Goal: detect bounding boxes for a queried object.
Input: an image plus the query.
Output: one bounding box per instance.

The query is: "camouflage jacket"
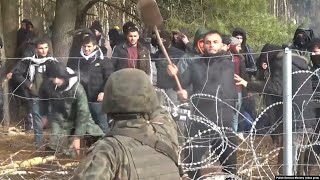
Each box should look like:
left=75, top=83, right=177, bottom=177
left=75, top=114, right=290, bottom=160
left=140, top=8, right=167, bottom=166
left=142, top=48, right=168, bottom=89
left=72, top=107, right=180, bottom=180
left=48, top=79, right=103, bottom=137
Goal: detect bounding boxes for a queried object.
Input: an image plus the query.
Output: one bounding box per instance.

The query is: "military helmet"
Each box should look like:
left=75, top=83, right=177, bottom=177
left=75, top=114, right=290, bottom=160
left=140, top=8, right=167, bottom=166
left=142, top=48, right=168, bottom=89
left=102, top=69, right=159, bottom=114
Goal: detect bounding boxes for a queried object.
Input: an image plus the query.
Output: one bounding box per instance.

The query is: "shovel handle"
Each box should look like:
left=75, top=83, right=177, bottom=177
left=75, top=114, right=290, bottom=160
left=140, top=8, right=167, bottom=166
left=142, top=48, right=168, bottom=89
left=153, top=26, right=183, bottom=91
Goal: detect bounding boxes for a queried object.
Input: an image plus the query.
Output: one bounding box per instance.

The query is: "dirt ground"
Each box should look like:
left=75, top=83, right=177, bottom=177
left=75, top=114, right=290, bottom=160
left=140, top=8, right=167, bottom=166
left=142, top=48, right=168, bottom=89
left=0, top=127, right=83, bottom=180
left=0, top=127, right=319, bottom=179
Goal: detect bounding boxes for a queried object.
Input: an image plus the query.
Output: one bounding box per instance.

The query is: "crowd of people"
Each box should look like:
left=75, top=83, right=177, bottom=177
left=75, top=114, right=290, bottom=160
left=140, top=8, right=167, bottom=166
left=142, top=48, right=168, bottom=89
left=1, top=18, right=320, bottom=179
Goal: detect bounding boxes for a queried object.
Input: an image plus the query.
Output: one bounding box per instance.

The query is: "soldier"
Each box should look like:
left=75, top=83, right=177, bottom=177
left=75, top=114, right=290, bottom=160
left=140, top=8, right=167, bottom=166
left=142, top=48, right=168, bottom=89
left=72, top=69, right=182, bottom=179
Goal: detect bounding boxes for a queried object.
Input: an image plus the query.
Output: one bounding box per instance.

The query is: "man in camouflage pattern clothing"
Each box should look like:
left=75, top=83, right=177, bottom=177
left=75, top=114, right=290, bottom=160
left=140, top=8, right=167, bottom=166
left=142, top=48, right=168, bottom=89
left=72, top=69, right=182, bottom=180
left=40, top=63, right=104, bottom=156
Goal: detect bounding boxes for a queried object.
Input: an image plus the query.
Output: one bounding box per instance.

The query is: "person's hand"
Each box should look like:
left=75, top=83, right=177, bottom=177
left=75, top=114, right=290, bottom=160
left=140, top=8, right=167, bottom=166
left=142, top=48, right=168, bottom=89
left=234, top=74, right=248, bottom=87
left=262, top=62, right=268, bottom=70
left=29, top=83, right=33, bottom=90
left=181, top=34, right=189, bottom=44
left=167, top=64, right=178, bottom=77
left=73, top=137, right=81, bottom=155
left=6, top=72, right=12, bottom=79
left=97, top=92, right=104, bottom=102
left=177, top=89, right=188, bottom=102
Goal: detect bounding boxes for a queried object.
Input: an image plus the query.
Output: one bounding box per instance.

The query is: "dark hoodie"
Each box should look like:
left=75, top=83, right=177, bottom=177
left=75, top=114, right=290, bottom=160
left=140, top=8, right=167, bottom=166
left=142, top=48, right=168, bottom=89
left=289, top=24, right=314, bottom=60
left=255, top=43, right=283, bottom=80
left=292, top=24, right=314, bottom=50
left=247, top=52, right=316, bottom=131
left=0, top=36, right=3, bottom=49
left=232, top=28, right=257, bottom=74
left=40, top=63, right=104, bottom=138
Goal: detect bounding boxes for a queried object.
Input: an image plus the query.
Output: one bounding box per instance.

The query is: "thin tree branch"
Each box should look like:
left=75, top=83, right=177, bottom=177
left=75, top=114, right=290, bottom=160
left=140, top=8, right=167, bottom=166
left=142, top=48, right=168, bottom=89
left=98, top=0, right=140, bottom=22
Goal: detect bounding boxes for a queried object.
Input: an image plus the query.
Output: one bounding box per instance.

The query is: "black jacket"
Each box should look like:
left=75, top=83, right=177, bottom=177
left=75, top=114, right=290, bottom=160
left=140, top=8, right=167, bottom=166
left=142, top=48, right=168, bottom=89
left=247, top=52, right=316, bottom=130
left=68, top=52, right=114, bottom=102
left=0, top=36, right=3, bottom=49
left=180, top=53, right=237, bottom=127
left=112, top=42, right=151, bottom=75
left=154, top=46, right=185, bottom=89
left=11, top=57, right=58, bottom=98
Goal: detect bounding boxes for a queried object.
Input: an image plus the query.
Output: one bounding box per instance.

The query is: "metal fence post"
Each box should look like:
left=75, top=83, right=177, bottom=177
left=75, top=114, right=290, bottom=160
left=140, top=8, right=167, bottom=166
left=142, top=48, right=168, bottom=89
left=283, top=48, right=293, bottom=175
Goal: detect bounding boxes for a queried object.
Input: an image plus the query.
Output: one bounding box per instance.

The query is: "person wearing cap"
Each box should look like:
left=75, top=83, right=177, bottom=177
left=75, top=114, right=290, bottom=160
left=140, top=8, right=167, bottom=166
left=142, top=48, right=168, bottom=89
left=171, top=29, right=192, bottom=53
left=72, top=69, right=181, bottom=179
left=111, top=25, right=152, bottom=78
left=89, top=20, right=112, bottom=58
left=221, top=35, right=231, bottom=52
left=232, top=28, right=257, bottom=76
left=16, top=19, right=37, bottom=58
left=40, top=63, right=104, bottom=156
left=108, top=28, right=121, bottom=50
left=229, top=37, right=249, bottom=133
left=235, top=45, right=317, bottom=175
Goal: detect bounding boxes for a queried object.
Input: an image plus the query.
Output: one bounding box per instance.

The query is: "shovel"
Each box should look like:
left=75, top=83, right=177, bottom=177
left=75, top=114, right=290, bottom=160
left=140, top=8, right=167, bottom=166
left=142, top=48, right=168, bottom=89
left=137, top=0, right=183, bottom=91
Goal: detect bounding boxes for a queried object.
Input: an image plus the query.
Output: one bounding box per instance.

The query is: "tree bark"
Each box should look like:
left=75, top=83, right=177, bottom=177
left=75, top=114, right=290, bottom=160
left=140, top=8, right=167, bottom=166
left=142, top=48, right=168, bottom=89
left=75, top=0, right=100, bottom=29
left=51, top=0, right=78, bottom=64
left=0, top=0, right=14, bottom=129
left=1, top=0, right=18, bottom=59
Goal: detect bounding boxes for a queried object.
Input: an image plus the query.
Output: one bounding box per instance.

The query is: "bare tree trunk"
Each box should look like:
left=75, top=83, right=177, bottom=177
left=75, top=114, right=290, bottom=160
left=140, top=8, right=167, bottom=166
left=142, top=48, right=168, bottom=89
left=52, top=0, right=78, bottom=64
left=122, top=0, right=126, bottom=25
left=284, top=0, right=287, bottom=21
left=275, top=0, right=278, bottom=17
left=0, top=0, right=19, bottom=129
left=1, top=0, right=18, bottom=60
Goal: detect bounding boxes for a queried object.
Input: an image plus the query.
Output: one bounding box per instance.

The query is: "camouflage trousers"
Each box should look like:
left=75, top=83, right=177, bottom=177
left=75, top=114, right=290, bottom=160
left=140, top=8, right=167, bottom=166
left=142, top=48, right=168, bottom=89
left=48, top=120, right=76, bottom=156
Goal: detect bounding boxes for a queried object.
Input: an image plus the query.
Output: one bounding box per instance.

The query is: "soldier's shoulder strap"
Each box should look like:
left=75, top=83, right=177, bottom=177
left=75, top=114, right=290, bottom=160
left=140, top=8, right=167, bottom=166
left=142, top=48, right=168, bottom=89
left=108, top=129, right=185, bottom=177
left=107, top=129, right=178, bottom=164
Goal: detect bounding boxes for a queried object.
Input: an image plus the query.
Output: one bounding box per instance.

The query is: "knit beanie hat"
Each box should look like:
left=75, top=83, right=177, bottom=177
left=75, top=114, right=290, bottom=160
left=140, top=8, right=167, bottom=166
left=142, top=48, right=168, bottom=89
left=229, top=37, right=240, bottom=46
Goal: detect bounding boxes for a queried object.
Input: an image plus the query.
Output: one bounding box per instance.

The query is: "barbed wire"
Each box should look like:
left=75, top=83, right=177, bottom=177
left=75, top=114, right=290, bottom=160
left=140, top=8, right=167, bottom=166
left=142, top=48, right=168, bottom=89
left=1, top=49, right=320, bottom=179
left=0, top=49, right=285, bottom=61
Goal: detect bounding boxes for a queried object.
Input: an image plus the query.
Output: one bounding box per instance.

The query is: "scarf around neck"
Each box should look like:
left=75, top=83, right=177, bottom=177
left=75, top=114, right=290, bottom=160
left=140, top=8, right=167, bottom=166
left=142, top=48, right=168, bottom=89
left=80, top=46, right=104, bottom=61
left=22, top=55, right=57, bottom=82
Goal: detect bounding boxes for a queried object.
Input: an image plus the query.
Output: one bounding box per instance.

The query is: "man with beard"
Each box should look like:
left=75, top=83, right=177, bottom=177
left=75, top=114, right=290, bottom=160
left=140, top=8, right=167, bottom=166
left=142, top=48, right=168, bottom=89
left=11, top=37, right=58, bottom=148
left=68, top=35, right=114, bottom=134
left=168, top=30, right=238, bottom=178
left=111, top=25, right=152, bottom=79
left=40, top=63, right=104, bottom=156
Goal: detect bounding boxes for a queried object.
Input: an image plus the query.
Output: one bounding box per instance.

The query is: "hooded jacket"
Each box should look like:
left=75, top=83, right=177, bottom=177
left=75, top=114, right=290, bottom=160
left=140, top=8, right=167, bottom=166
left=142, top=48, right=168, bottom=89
left=40, top=65, right=104, bottom=137
left=290, top=24, right=314, bottom=59
left=232, top=28, right=257, bottom=74
left=247, top=52, right=316, bottom=130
